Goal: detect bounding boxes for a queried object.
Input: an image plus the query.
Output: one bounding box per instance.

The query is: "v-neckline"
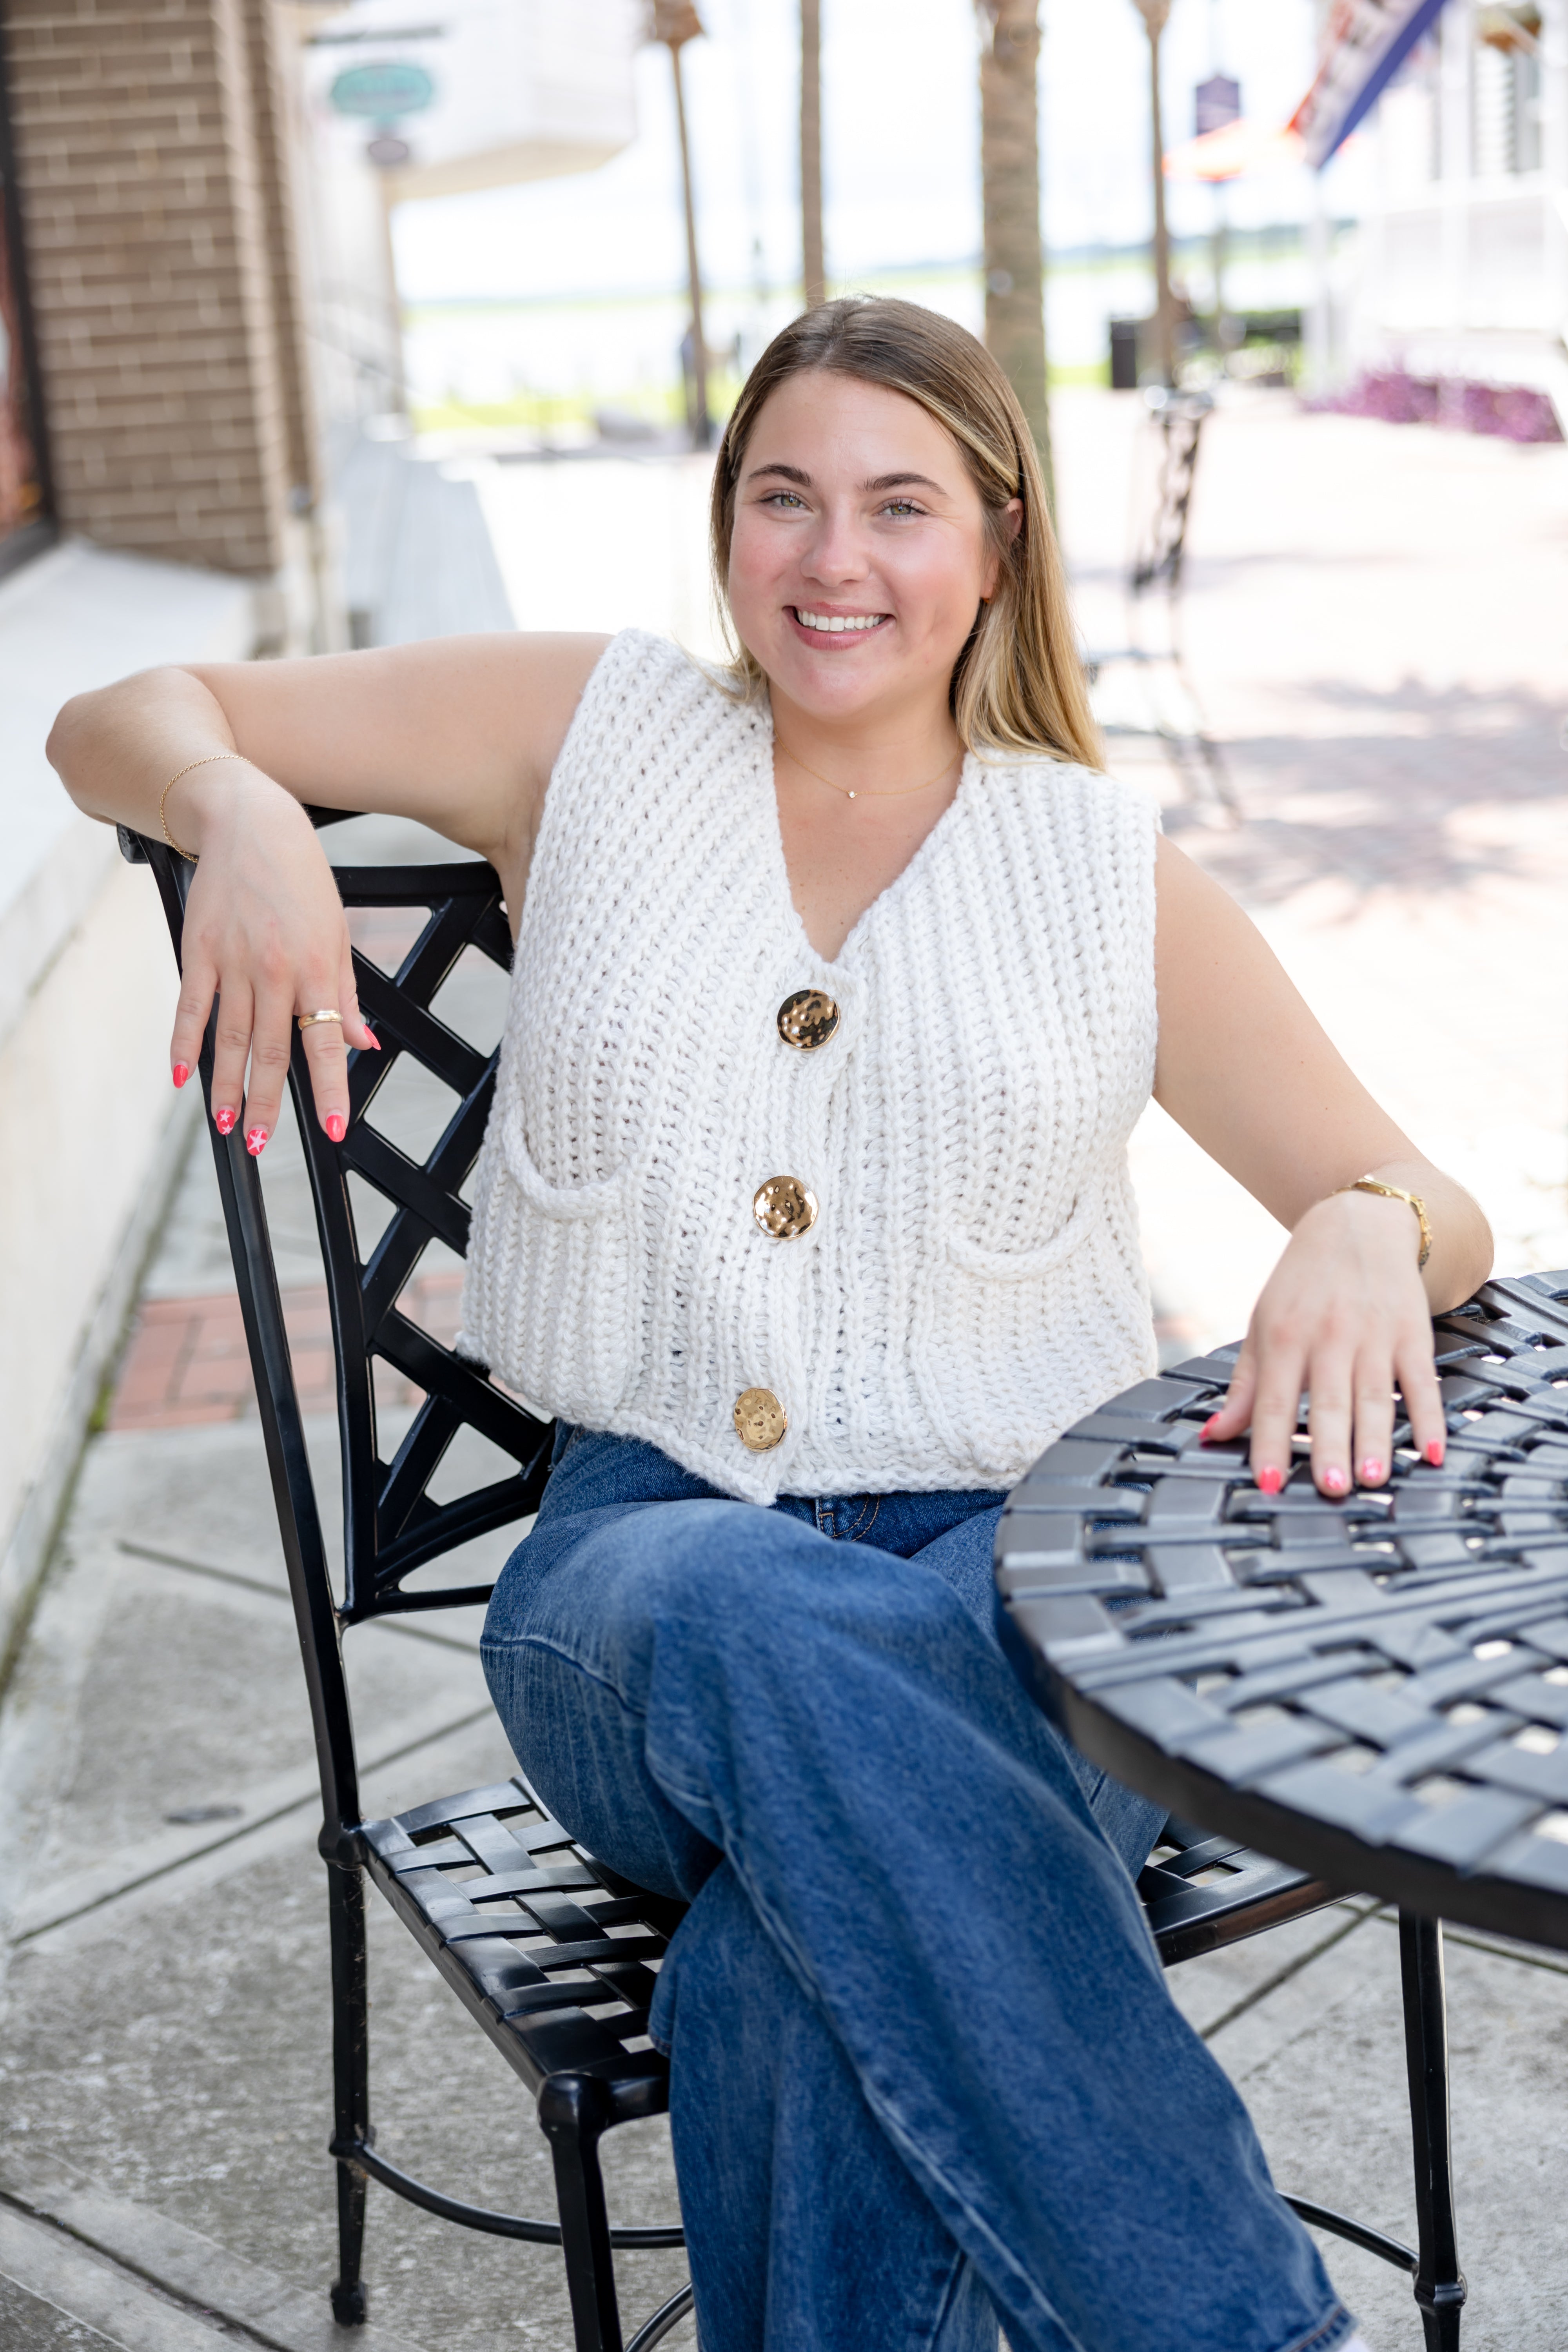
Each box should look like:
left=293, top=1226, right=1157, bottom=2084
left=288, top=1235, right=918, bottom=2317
left=749, top=704, right=979, bottom=973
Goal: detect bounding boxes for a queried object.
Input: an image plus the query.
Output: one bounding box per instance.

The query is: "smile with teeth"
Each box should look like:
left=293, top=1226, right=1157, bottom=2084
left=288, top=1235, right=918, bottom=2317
left=792, top=608, right=887, bottom=633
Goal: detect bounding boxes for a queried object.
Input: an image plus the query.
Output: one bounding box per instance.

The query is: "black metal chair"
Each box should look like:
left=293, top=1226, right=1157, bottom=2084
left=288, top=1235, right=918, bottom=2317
left=125, top=820, right=1394, bottom=2350
left=1083, top=385, right=1237, bottom=821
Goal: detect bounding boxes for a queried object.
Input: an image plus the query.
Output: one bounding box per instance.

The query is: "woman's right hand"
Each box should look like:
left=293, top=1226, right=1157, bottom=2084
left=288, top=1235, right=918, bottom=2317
left=167, top=764, right=379, bottom=1154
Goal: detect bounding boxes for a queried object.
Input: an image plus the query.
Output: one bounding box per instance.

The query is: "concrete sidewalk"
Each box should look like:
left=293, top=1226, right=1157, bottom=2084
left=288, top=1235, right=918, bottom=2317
left=4, top=390, right=1568, bottom=2349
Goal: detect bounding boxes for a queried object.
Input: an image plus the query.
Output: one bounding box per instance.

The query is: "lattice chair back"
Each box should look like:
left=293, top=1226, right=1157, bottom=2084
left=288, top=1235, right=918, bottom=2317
left=120, top=820, right=554, bottom=1847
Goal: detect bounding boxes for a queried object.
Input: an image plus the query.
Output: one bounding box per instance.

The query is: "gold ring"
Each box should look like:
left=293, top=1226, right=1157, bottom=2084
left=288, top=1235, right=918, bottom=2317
left=296, top=1009, right=343, bottom=1032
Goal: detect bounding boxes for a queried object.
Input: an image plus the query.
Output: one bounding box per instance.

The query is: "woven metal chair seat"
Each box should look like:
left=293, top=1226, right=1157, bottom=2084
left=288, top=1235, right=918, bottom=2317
left=365, top=1775, right=1321, bottom=2112
left=995, top=1271, right=1568, bottom=1954
left=362, top=1778, right=682, bottom=2116
left=1136, top=1818, right=1330, bottom=1964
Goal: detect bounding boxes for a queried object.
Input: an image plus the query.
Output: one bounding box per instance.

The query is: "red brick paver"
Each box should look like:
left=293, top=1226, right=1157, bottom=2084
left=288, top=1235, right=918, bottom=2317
left=109, top=1269, right=466, bottom=1431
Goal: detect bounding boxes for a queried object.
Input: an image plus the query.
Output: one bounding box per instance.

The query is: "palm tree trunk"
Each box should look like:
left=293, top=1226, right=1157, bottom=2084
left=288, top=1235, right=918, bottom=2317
left=1131, top=0, right=1176, bottom=385
left=800, top=0, right=825, bottom=307
left=977, top=1, right=1053, bottom=510
left=669, top=44, right=711, bottom=447
left=651, top=4, right=711, bottom=448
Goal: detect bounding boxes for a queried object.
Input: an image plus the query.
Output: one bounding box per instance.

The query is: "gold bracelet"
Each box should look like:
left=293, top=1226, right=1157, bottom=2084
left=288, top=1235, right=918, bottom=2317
left=1338, top=1174, right=1432, bottom=1269
left=160, top=751, right=248, bottom=862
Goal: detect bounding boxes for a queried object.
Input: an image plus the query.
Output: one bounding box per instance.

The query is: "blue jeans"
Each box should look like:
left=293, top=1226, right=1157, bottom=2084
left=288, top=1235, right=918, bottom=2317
left=481, top=1427, right=1354, bottom=2352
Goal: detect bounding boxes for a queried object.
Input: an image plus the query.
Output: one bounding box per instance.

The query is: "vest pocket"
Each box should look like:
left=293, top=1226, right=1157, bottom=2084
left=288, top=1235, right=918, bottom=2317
left=481, top=1123, right=639, bottom=1423
left=913, top=1188, right=1107, bottom=1479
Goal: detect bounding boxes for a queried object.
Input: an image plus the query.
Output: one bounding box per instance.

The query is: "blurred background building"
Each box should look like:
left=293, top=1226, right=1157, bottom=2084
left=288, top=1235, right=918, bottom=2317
left=1346, top=1, right=1568, bottom=423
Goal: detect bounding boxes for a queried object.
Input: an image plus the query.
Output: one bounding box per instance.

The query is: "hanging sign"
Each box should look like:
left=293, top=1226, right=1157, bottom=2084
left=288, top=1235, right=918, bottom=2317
left=1194, top=74, right=1241, bottom=137
left=306, top=1, right=639, bottom=202
left=329, top=60, right=437, bottom=121
left=1290, top=0, right=1451, bottom=167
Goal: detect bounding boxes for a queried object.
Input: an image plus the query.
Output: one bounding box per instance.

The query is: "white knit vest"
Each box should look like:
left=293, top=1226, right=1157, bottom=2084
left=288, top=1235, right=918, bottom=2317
left=457, top=630, right=1160, bottom=1505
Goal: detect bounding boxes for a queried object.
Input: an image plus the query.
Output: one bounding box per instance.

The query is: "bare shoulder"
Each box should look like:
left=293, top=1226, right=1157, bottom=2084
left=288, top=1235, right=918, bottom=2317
left=1153, top=829, right=1241, bottom=936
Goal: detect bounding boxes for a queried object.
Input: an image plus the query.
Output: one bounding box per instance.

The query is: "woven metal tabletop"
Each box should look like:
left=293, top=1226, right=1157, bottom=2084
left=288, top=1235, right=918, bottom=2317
left=995, top=1273, right=1568, bottom=1951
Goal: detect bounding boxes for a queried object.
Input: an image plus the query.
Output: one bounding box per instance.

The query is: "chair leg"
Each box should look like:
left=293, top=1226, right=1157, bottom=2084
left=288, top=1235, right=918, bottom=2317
left=327, top=1859, right=372, bottom=2326
left=539, top=2075, right=624, bottom=2352
left=1399, top=1911, right=1466, bottom=2352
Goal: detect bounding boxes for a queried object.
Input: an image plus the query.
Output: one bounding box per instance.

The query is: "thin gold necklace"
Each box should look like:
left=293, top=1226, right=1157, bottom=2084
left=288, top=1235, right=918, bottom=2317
left=777, top=737, right=962, bottom=802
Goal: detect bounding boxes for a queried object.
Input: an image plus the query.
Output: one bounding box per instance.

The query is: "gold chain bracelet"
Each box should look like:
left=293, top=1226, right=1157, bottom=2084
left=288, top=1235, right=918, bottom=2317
left=1337, top=1175, right=1432, bottom=1269
left=160, top=751, right=249, bottom=861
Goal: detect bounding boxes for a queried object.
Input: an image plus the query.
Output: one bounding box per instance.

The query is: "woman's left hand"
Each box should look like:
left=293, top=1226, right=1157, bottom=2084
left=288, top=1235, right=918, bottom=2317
left=1200, top=1185, right=1449, bottom=1495
left=1151, top=835, right=1490, bottom=1496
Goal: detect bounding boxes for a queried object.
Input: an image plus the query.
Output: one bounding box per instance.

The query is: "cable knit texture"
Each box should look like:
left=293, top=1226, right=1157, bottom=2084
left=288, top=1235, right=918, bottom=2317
left=457, top=629, right=1160, bottom=1504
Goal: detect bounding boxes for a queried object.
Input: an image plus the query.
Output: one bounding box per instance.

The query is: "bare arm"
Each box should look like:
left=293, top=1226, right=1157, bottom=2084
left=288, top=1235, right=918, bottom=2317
left=46, top=632, right=608, bottom=1152
left=1152, top=833, right=1492, bottom=1496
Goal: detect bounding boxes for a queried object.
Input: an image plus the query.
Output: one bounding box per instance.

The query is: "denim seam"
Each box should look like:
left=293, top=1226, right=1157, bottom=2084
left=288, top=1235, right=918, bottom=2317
left=1275, top=2303, right=1357, bottom=2352
left=849, top=1494, right=881, bottom=1543
left=483, top=1632, right=644, bottom=1721
left=850, top=2065, right=1085, bottom=2346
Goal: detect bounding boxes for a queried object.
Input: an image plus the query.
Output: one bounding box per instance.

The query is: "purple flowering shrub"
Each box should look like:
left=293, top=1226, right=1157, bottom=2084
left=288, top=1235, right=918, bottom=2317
left=1306, top=370, right=1563, bottom=443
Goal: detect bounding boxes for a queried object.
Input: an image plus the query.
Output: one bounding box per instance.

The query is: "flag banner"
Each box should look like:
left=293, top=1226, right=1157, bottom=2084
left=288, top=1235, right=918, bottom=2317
left=1290, top=0, right=1450, bottom=168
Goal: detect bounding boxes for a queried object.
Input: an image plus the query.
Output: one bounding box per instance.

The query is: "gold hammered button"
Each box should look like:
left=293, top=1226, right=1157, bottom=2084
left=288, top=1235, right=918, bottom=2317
left=777, top=988, right=840, bottom=1051
left=734, top=1387, right=788, bottom=1451
left=752, top=1175, right=818, bottom=1239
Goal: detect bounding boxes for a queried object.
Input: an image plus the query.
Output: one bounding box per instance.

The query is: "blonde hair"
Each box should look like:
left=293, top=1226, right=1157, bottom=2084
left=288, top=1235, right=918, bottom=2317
left=709, top=297, right=1102, bottom=768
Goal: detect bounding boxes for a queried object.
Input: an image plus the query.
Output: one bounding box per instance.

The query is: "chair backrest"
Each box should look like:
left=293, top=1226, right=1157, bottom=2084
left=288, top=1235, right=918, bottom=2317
left=122, top=821, right=554, bottom=1848
left=1129, top=388, right=1211, bottom=599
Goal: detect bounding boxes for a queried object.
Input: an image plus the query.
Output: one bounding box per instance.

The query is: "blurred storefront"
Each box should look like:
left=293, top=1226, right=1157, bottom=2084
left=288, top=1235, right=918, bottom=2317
left=1348, top=0, right=1568, bottom=427
left=0, top=0, right=638, bottom=1687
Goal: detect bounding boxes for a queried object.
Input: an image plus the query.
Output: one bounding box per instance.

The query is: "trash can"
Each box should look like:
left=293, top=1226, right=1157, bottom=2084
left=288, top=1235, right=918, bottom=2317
left=1109, top=318, right=1140, bottom=391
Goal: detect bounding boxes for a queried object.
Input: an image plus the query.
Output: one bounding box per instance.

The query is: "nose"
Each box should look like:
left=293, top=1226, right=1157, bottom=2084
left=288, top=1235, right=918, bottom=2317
left=800, top=501, right=868, bottom=589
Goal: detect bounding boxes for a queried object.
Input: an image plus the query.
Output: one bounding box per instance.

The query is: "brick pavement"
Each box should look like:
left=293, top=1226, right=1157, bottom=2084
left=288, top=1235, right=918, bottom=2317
left=108, top=1269, right=465, bottom=1432
left=106, top=896, right=487, bottom=1433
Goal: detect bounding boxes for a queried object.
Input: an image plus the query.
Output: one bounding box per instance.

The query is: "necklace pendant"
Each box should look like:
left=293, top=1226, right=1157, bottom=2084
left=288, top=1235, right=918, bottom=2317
left=847, top=789, right=856, bottom=799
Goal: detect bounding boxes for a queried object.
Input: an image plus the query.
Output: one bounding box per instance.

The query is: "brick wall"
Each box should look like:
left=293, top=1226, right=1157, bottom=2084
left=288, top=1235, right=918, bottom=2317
left=238, top=0, right=317, bottom=512
left=2, top=0, right=317, bottom=576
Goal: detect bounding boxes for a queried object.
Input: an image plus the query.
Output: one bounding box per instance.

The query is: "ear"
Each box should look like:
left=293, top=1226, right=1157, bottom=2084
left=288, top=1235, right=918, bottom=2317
left=979, top=498, right=1024, bottom=600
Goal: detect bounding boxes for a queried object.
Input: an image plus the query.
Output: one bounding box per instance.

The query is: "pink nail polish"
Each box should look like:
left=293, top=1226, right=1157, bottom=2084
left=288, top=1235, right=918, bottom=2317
left=245, top=1126, right=268, bottom=1157
left=325, top=1112, right=346, bottom=1143
left=1359, top=1458, right=1383, bottom=1484
left=1425, top=1437, right=1446, bottom=1467
left=1256, top=1465, right=1283, bottom=1495
left=1321, top=1465, right=1348, bottom=1495
left=214, top=1107, right=237, bottom=1136
left=363, top=1033, right=382, bottom=1053
left=172, top=1062, right=189, bottom=1089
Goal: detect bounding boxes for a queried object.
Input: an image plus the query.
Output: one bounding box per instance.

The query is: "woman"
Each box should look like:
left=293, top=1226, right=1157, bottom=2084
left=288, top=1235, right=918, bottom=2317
left=52, top=299, right=1487, bottom=2352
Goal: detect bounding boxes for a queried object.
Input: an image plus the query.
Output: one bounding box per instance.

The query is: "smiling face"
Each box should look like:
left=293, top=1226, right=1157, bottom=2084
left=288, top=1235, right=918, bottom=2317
left=724, top=370, right=1011, bottom=734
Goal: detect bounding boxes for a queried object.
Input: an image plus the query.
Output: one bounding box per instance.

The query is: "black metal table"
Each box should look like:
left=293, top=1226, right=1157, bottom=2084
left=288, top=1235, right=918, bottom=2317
left=995, top=1271, right=1568, bottom=2349
left=995, top=1271, right=1568, bottom=1957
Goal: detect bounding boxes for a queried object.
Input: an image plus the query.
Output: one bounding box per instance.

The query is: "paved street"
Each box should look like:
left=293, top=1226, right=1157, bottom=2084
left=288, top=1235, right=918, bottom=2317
left=3, top=390, right=1568, bottom=2350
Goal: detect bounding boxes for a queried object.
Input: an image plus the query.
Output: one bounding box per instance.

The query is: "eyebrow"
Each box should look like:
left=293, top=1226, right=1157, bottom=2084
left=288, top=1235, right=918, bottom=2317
left=742, top=463, right=946, bottom=494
